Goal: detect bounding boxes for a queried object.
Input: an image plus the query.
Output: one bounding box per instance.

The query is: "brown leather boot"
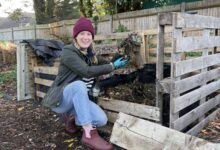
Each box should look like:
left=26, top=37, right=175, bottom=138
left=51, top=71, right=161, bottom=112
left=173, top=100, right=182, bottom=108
left=82, top=128, right=114, bottom=150
left=62, top=113, right=79, bottom=134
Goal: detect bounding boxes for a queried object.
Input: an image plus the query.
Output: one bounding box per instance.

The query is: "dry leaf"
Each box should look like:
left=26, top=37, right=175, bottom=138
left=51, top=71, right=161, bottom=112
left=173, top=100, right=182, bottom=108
left=17, top=107, right=24, bottom=111
left=64, top=138, right=74, bottom=143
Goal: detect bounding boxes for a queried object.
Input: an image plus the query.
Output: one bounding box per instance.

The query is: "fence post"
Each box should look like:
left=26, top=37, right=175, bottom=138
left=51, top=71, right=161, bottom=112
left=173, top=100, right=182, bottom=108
left=11, top=28, right=14, bottom=42
left=180, top=2, right=186, bottom=12
left=156, top=14, right=165, bottom=124
left=109, top=15, right=113, bottom=33
left=34, top=24, right=37, bottom=39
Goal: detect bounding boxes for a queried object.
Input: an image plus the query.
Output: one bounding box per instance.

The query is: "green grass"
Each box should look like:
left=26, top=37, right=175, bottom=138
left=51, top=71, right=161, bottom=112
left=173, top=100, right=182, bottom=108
left=0, top=65, right=16, bottom=84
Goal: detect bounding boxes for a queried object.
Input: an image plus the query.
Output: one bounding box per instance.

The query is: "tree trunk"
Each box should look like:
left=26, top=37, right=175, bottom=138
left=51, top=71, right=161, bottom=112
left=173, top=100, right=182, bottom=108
left=33, top=0, right=46, bottom=24
left=46, top=0, right=55, bottom=22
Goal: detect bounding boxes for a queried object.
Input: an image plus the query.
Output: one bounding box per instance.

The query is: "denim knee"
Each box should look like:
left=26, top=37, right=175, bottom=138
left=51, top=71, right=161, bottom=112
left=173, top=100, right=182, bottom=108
left=64, top=80, right=88, bottom=95
left=94, top=113, right=108, bottom=127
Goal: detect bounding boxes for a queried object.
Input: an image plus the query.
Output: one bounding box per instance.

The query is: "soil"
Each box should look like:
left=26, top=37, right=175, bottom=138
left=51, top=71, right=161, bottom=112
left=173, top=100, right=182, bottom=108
left=197, top=112, right=220, bottom=143
left=0, top=65, right=114, bottom=150
left=0, top=65, right=219, bottom=150
left=102, top=81, right=156, bottom=106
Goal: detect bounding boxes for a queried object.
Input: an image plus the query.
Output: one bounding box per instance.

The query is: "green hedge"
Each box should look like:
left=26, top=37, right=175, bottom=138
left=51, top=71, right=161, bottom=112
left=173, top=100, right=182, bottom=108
left=143, top=0, right=202, bottom=9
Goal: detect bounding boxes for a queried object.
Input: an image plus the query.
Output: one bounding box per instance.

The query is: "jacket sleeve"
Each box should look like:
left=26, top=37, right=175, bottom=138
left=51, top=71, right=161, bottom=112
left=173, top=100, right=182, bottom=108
left=61, top=47, right=114, bottom=78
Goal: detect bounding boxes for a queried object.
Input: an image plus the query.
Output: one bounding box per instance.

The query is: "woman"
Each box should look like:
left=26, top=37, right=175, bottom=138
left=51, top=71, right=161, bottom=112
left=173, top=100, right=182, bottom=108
left=42, top=17, right=128, bottom=150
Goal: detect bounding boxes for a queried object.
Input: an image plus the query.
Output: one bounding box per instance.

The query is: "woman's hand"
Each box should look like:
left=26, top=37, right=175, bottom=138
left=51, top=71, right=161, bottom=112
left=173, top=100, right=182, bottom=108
left=113, top=57, right=129, bottom=69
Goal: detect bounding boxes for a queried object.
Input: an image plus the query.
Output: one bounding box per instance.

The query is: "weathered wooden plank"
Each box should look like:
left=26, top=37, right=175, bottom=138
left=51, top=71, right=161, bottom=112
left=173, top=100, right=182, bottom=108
left=149, top=47, right=173, bottom=53
left=34, top=78, right=54, bottom=87
left=174, top=67, right=220, bottom=94
left=34, top=66, right=58, bottom=75
left=17, top=43, right=24, bottom=101
left=149, top=56, right=171, bottom=63
left=175, top=36, right=220, bottom=52
left=149, top=37, right=172, bottom=45
left=175, top=13, right=220, bottom=29
left=36, top=91, right=46, bottom=98
left=94, top=28, right=172, bottom=41
left=173, top=79, right=220, bottom=113
left=199, top=30, right=209, bottom=122
left=110, top=113, right=220, bottom=150
left=94, top=32, right=129, bottom=41
left=98, top=97, right=160, bottom=121
left=140, top=33, right=146, bottom=65
left=172, top=94, right=220, bottom=131
left=170, top=28, right=182, bottom=128
left=17, top=43, right=32, bottom=100
left=174, top=53, right=220, bottom=77
left=156, top=22, right=165, bottom=124
left=187, top=108, right=220, bottom=136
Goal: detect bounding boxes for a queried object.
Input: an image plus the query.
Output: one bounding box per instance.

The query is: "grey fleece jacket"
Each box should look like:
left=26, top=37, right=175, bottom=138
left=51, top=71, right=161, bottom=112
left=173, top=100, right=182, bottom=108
left=42, top=43, right=113, bottom=108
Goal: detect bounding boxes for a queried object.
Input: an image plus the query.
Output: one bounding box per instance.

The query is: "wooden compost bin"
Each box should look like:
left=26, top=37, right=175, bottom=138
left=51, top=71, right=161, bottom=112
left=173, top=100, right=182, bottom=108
left=157, top=12, right=220, bottom=136
left=16, top=29, right=174, bottom=125
left=33, top=31, right=166, bottom=124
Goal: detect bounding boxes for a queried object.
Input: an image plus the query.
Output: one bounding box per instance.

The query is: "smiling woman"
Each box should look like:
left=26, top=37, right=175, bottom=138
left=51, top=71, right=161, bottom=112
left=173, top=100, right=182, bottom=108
left=41, top=16, right=129, bottom=150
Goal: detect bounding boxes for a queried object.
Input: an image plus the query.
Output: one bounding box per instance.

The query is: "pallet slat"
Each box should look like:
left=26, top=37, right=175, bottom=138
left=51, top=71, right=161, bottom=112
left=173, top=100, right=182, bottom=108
left=94, top=32, right=129, bottom=40
left=174, top=67, right=220, bottom=94
left=98, top=98, right=160, bottom=122
left=173, top=79, right=220, bottom=113
left=172, top=94, right=220, bottom=131
left=174, top=53, right=220, bottom=77
left=176, top=36, right=220, bottom=52
left=187, top=108, right=220, bottom=136
left=34, top=66, right=58, bottom=75
left=36, top=91, right=46, bottom=98
left=149, top=47, right=173, bottom=53
left=175, top=13, right=220, bottom=29
left=35, top=78, right=54, bottom=87
left=110, top=113, right=220, bottom=150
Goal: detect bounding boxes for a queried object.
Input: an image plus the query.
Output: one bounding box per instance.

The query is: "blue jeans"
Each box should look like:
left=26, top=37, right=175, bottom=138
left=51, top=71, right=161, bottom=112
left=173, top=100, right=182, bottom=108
left=52, top=81, right=107, bottom=127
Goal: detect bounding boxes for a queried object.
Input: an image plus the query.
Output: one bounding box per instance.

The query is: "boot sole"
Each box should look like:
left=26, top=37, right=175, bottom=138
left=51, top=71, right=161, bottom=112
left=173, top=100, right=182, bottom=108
left=81, top=141, right=114, bottom=150
left=64, top=128, right=81, bottom=136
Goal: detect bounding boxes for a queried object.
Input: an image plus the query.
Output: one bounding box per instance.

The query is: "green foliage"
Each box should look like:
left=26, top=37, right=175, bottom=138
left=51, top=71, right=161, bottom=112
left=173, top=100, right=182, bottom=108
left=33, top=0, right=80, bottom=24
left=144, top=0, right=202, bottom=9
left=78, top=0, right=94, bottom=17
left=33, top=0, right=46, bottom=24
left=54, top=0, right=80, bottom=21
left=115, top=23, right=129, bottom=33
left=46, top=0, right=55, bottom=20
left=185, top=52, right=202, bottom=57
left=101, top=0, right=202, bottom=14
left=86, top=0, right=93, bottom=17
left=0, top=66, right=16, bottom=85
left=93, top=1, right=108, bottom=17
left=8, top=8, right=23, bottom=22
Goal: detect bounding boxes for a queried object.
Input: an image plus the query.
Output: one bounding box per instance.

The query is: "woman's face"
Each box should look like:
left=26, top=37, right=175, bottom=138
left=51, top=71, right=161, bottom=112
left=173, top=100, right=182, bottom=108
left=75, top=31, right=93, bottom=49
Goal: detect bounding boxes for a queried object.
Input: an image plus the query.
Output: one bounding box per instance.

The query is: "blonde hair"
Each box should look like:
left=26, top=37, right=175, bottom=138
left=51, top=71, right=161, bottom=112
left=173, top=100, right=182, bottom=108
left=73, top=39, right=98, bottom=64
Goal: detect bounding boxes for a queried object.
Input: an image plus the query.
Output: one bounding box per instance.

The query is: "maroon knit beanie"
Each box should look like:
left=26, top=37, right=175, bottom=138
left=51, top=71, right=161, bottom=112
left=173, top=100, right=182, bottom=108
left=73, top=17, right=95, bottom=39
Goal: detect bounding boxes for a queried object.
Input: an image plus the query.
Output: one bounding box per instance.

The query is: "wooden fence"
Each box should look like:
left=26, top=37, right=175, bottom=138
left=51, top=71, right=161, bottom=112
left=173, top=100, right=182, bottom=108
left=157, top=12, right=220, bottom=136
left=1, top=0, right=220, bottom=43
